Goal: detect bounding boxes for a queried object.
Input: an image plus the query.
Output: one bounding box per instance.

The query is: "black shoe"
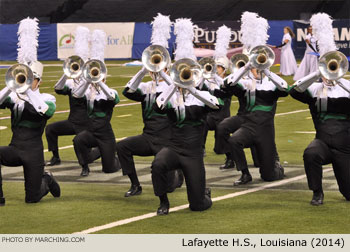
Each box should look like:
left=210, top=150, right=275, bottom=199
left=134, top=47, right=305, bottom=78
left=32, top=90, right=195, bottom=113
left=80, top=167, right=90, bottom=177
left=0, top=197, right=5, bottom=206
left=45, top=156, right=61, bottom=166
left=205, top=188, right=211, bottom=198
left=234, top=174, right=252, bottom=186
left=124, top=185, right=142, bottom=197
left=220, top=159, right=235, bottom=170
left=310, top=192, right=324, bottom=206
left=157, top=202, right=169, bottom=216
left=44, top=172, right=61, bottom=198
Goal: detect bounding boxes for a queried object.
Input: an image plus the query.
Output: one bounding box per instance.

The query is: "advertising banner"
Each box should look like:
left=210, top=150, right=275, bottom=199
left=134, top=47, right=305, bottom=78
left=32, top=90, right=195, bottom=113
left=57, top=23, right=135, bottom=59
left=294, top=20, right=350, bottom=60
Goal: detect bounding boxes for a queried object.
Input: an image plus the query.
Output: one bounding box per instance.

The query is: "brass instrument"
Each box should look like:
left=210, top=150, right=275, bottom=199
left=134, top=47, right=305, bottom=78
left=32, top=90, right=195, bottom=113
left=198, top=57, right=216, bottom=79
left=249, top=45, right=275, bottom=70
left=63, top=55, right=84, bottom=79
left=318, top=51, right=348, bottom=81
left=229, top=53, right=249, bottom=74
left=82, top=59, right=107, bottom=83
left=5, top=64, right=34, bottom=94
left=169, top=58, right=202, bottom=88
left=142, top=45, right=171, bottom=72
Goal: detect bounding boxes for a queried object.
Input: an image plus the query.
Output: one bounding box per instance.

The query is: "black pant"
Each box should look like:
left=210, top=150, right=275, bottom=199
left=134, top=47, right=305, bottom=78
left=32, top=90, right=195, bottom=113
left=303, top=132, right=350, bottom=199
left=46, top=120, right=87, bottom=152
left=229, top=121, right=281, bottom=181
left=151, top=147, right=212, bottom=211
left=116, top=134, right=181, bottom=191
left=73, top=130, right=118, bottom=173
left=0, top=145, right=50, bottom=202
left=215, top=115, right=260, bottom=166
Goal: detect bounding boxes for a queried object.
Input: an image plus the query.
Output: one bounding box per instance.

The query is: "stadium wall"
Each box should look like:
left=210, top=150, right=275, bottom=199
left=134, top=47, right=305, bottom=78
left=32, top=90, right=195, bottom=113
left=0, top=20, right=349, bottom=61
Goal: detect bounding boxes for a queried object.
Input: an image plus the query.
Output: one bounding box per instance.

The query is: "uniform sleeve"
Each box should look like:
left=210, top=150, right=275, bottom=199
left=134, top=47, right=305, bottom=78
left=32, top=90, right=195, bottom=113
left=55, top=79, right=74, bottom=95
left=289, top=85, right=314, bottom=105
left=42, top=94, right=56, bottom=119
left=122, top=82, right=147, bottom=102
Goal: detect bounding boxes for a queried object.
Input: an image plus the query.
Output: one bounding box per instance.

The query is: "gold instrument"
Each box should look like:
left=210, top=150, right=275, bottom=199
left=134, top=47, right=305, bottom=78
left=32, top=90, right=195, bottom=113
left=142, top=45, right=171, bottom=72
left=63, top=55, right=84, bottom=79
left=5, top=64, right=34, bottom=94
left=82, top=59, right=107, bottom=83
left=198, top=57, right=216, bottom=79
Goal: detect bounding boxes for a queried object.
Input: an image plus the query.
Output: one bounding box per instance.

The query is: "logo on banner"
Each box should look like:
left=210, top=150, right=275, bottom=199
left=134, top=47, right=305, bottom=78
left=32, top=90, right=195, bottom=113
left=59, top=33, right=75, bottom=49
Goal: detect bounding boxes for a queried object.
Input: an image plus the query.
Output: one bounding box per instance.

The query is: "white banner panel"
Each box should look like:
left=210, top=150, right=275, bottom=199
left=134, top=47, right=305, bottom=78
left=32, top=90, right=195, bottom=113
left=57, top=23, right=135, bottom=59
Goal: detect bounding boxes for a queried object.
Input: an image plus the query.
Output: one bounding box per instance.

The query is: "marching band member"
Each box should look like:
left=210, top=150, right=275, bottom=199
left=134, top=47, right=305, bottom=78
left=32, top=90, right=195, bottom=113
left=290, top=13, right=350, bottom=205
left=293, top=26, right=319, bottom=81
left=217, top=12, right=287, bottom=185
left=73, top=29, right=120, bottom=176
left=45, top=26, right=100, bottom=167
left=275, top=26, right=297, bottom=76
left=201, top=25, right=232, bottom=157
left=116, top=14, right=183, bottom=197
left=0, top=18, right=60, bottom=205
left=151, top=18, right=219, bottom=215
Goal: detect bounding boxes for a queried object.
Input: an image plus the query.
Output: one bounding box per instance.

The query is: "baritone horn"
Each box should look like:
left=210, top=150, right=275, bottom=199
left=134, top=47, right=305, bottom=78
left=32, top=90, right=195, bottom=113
left=142, top=45, right=171, bottom=72
left=230, top=53, right=249, bottom=74
left=170, top=58, right=202, bottom=88
left=318, top=51, right=349, bottom=81
left=63, top=55, right=84, bottom=78
left=249, top=45, right=275, bottom=70
left=198, top=57, right=216, bottom=79
left=82, top=59, right=107, bottom=83
left=5, top=64, right=34, bottom=94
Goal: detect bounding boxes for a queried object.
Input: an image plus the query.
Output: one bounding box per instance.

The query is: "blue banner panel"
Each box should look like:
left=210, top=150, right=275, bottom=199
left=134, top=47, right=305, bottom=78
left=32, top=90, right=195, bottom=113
left=0, top=24, right=57, bottom=61
left=132, top=22, right=175, bottom=59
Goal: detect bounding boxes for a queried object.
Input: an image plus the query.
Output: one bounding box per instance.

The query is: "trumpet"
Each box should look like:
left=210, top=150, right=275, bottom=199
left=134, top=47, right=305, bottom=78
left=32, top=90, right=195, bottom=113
left=5, top=64, right=34, bottom=94
left=198, top=57, right=216, bottom=79
left=63, top=55, right=84, bottom=79
left=142, top=45, right=171, bottom=73
left=169, top=58, right=202, bottom=88
left=82, top=59, right=107, bottom=83
left=229, top=53, right=249, bottom=74
left=294, top=51, right=349, bottom=93
left=249, top=45, right=275, bottom=70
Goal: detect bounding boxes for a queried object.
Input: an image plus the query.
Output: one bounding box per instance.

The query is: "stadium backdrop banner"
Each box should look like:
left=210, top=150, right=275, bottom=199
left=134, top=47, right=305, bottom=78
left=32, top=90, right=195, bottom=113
left=57, top=23, right=135, bottom=59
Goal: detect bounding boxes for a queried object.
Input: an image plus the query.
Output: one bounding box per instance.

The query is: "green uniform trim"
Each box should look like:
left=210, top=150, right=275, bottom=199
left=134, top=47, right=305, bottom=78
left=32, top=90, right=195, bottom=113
left=44, top=101, right=56, bottom=117
left=218, top=98, right=224, bottom=106
left=114, top=92, right=120, bottom=104
left=251, top=104, right=274, bottom=112
left=91, top=111, right=106, bottom=118
left=320, top=112, right=348, bottom=121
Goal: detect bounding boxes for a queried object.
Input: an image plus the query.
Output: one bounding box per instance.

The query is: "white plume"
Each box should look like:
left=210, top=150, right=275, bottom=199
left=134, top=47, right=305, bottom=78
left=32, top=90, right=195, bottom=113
left=17, top=17, right=39, bottom=64
left=151, top=13, right=172, bottom=48
left=214, top=25, right=231, bottom=58
left=174, top=18, right=196, bottom=61
left=240, top=12, right=269, bottom=51
left=74, top=26, right=90, bottom=61
left=90, top=29, right=106, bottom=62
left=310, top=13, right=337, bottom=56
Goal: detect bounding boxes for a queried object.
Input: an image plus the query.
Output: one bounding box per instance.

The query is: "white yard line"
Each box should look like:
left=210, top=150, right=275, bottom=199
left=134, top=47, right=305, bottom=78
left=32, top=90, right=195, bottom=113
left=74, top=168, right=333, bottom=234
left=116, top=114, right=132, bottom=118
left=295, top=131, right=316, bottom=134
left=275, top=109, right=309, bottom=116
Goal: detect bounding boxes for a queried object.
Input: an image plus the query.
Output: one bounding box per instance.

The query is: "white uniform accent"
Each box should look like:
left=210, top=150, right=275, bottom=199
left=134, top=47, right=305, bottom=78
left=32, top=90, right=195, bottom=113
left=307, top=81, right=350, bottom=99
left=293, top=33, right=319, bottom=80
left=280, top=33, right=297, bottom=76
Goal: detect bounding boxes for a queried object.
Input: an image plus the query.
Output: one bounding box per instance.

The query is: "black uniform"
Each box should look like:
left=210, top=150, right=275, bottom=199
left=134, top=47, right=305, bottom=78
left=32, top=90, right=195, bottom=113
left=151, top=91, right=222, bottom=211
left=73, top=84, right=119, bottom=173
left=0, top=88, right=57, bottom=203
left=290, top=81, right=350, bottom=200
left=45, top=78, right=100, bottom=161
left=221, top=75, right=287, bottom=181
left=116, top=81, right=182, bottom=192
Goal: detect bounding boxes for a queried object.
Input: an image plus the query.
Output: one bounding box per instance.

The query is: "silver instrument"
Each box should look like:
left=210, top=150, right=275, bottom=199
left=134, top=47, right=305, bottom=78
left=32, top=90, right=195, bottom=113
left=82, top=59, right=107, bottom=83
left=249, top=45, right=275, bottom=70
left=142, top=45, right=171, bottom=73
left=230, top=53, right=249, bottom=74
left=5, top=64, right=34, bottom=94
left=63, top=55, right=84, bottom=79
left=198, top=57, right=216, bottom=79
left=169, top=58, right=202, bottom=88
